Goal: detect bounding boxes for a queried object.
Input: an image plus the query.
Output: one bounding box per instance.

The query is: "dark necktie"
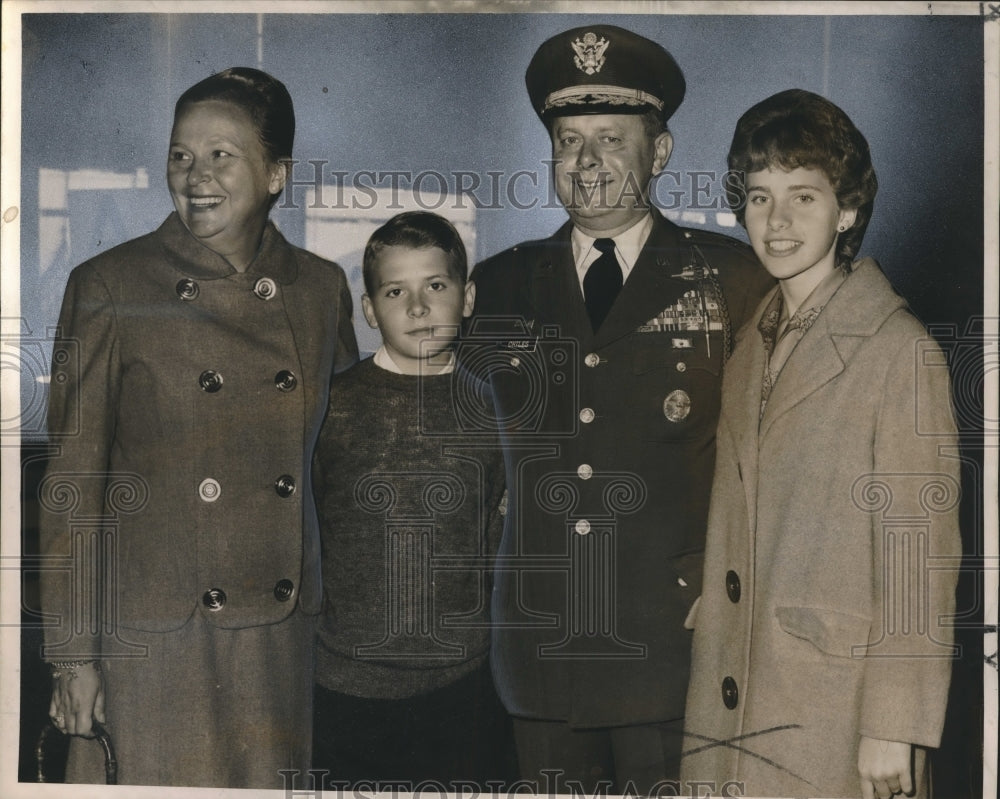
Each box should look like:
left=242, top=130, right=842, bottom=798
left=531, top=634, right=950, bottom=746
left=584, top=238, right=622, bottom=332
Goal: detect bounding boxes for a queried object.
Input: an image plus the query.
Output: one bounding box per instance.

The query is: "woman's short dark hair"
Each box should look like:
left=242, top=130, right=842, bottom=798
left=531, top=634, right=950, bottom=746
left=363, top=212, right=468, bottom=295
left=726, top=89, right=878, bottom=270
left=175, top=66, right=295, bottom=169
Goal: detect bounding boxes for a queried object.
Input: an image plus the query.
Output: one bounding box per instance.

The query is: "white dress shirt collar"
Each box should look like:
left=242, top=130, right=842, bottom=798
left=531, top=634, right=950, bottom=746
left=571, top=213, right=654, bottom=292
left=372, top=345, right=455, bottom=375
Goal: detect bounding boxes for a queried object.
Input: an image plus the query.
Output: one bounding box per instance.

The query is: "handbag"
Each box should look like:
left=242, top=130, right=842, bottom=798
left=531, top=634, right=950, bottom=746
left=35, top=720, right=118, bottom=784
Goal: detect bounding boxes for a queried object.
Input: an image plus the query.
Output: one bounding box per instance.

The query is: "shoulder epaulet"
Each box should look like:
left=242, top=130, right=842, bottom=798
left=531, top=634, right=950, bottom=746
left=677, top=226, right=753, bottom=254
left=474, top=235, right=554, bottom=274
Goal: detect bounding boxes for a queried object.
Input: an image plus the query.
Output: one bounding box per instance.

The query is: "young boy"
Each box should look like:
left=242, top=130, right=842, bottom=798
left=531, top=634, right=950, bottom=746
left=311, top=211, right=512, bottom=786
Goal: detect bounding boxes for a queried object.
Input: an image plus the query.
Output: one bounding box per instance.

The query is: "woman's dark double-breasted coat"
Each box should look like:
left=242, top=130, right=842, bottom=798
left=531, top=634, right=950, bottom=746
left=469, top=212, right=773, bottom=729
left=38, top=213, right=358, bottom=786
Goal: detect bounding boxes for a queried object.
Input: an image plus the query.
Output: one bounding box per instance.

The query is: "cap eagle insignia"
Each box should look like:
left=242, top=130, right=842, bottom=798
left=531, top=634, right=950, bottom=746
left=572, top=32, right=609, bottom=75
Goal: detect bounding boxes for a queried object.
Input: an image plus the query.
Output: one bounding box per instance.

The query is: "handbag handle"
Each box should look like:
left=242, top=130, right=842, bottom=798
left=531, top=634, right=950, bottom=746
left=36, top=720, right=118, bottom=785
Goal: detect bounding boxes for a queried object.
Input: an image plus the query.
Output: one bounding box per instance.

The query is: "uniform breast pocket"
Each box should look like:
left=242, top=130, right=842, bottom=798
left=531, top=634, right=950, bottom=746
left=631, top=331, right=723, bottom=443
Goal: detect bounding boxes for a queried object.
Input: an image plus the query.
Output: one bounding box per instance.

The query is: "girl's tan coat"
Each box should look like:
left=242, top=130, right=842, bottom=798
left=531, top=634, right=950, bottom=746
left=681, top=259, right=961, bottom=797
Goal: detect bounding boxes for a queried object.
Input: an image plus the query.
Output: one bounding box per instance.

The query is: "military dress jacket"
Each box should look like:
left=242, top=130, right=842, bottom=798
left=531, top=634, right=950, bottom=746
left=680, top=259, right=961, bottom=797
left=469, top=212, right=772, bottom=728
left=39, top=213, right=359, bottom=659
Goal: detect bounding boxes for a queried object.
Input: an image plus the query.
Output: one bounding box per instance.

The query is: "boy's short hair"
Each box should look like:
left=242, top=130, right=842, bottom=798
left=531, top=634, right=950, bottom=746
left=362, top=212, right=468, bottom=295
left=726, top=89, right=878, bottom=270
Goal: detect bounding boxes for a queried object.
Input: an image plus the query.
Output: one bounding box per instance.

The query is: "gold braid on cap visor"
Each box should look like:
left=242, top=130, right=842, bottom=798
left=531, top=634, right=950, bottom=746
left=542, top=85, right=665, bottom=114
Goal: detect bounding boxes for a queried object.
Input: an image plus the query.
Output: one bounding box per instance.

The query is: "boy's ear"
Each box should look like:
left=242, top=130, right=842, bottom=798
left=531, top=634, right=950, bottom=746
left=462, top=280, right=476, bottom=318
left=361, top=295, right=379, bottom=329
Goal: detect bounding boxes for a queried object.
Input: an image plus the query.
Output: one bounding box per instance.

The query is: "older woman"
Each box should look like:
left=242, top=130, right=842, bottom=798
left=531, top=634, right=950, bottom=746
left=680, top=90, right=960, bottom=798
left=40, top=67, right=358, bottom=787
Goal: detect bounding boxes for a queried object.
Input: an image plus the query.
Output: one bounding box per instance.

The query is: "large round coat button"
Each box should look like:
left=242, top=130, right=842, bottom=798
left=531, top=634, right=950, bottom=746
left=574, top=519, right=591, bottom=536
left=584, top=353, right=600, bottom=368
left=274, top=475, right=296, bottom=498
left=726, top=570, right=741, bottom=603
left=198, top=370, right=223, bottom=392
left=274, top=579, right=294, bottom=602
left=198, top=478, right=221, bottom=502
left=253, top=277, right=277, bottom=300
left=722, top=676, right=739, bottom=709
left=274, top=370, right=297, bottom=392
left=577, top=464, right=593, bottom=480
left=202, top=588, right=226, bottom=611
left=579, top=408, right=595, bottom=424
left=176, top=279, right=199, bottom=300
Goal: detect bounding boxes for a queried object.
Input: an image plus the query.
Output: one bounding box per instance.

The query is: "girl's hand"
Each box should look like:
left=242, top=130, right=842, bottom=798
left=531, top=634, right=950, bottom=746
left=683, top=595, right=701, bottom=630
left=858, top=736, right=913, bottom=799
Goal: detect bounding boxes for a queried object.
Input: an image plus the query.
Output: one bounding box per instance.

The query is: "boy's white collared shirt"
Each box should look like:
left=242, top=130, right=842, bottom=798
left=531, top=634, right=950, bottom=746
left=372, top=345, right=455, bottom=375
left=570, top=213, right=654, bottom=294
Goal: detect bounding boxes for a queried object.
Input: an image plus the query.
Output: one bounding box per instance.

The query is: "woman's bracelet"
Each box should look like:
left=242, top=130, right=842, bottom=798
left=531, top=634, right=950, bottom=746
left=49, top=660, right=100, bottom=675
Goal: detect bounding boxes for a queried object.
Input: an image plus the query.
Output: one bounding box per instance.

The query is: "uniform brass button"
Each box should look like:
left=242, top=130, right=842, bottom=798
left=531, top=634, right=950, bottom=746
left=722, top=676, right=739, bottom=709
left=202, top=588, right=226, bottom=611
left=176, top=279, right=199, bottom=301
left=274, top=579, right=295, bottom=602
left=579, top=408, right=595, bottom=424
left=726, top=570, right=741, bottom=603
left=574, top=519, right=591, bottom=536
left=253, top=277, right=277, bottom=300
left=584, top=353, right=600, bottom=368
left=198, top=478, right=221, bottom=502
left=509, top=356, right=521, bottom=368
left=274, top=474, right=296, bottom=498
left=275, top=370, right=297, bottom=392
left=198, top=370, right=223, bottom=392
left=676, top=361, right=687, bottom=372
left=577, top=464, right=593, bottom=480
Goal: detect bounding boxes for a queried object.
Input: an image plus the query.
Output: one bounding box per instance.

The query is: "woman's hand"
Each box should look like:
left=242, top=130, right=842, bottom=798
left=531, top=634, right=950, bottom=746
left=49, top=662, right=105, bottom=737
left=858, top=736, right=914, bottom=799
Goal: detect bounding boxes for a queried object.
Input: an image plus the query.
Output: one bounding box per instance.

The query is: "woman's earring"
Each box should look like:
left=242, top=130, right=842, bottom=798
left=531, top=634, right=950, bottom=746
left=837, top=224, right=847, bottom=232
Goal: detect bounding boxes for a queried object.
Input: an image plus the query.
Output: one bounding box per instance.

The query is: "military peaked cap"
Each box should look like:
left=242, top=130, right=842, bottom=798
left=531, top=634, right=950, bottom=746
left=526, top=25, right=686, bottom=123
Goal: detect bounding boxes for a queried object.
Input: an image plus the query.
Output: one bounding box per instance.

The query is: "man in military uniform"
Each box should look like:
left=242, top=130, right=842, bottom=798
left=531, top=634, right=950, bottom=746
left=469, top=25, right=773, bottom=793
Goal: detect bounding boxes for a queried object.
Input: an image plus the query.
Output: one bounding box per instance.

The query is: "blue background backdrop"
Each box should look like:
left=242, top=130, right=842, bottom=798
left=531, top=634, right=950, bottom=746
left=19, top=11, right=984, bottom=392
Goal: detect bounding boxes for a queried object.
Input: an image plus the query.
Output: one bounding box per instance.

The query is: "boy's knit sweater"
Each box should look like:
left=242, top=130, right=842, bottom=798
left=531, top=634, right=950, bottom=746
left=313, top=357, right=505, bottom=699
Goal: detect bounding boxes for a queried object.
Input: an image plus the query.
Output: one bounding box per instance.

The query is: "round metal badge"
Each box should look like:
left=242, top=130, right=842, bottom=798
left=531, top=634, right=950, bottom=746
left=663, top=389, right=691, bottom=422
